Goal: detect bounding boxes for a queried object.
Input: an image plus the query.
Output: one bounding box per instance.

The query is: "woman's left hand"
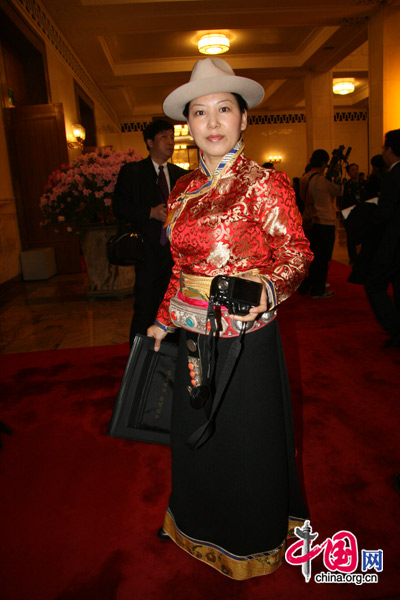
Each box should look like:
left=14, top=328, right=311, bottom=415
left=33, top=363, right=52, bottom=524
left=231, top=275, right=268, bottom=323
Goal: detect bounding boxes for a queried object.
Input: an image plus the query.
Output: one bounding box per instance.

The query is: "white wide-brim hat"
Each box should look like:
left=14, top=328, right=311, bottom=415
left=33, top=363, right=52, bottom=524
left=163, top=57, right=265, bottom=121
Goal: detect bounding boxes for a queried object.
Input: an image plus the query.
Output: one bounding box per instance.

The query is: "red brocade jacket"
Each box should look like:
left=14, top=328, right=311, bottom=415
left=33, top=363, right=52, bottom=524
left=156, top=153, right=313, bottom=328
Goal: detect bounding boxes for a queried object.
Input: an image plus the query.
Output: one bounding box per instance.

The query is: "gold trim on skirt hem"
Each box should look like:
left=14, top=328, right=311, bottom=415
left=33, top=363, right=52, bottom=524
left=163, top=509, right=306, bottom=580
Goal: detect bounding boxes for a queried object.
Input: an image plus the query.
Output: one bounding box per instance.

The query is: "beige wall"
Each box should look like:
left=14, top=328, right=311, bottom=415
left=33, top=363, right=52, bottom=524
left=333, top=118, right=369, bottom=176
left=382, top=5, right=400, bottom=135
left=102, top=112, right=368, bottom=182
left=0, top=2, right=371, bottom=286
left=0, top=5, right=119, bottom=284
left=45, top=44, right=118, bottom=162
left=243, top=117, right=307, bottom=181
left=0, top=101, right=368, bottom=287
left=101, top=131, right=148, bottom=159
left=245, top=116, right=368, bottom=180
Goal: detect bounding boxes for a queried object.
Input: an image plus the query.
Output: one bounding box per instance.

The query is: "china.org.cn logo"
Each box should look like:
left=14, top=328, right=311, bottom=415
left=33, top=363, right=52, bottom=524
left=285, top=520, right=383, bottom=585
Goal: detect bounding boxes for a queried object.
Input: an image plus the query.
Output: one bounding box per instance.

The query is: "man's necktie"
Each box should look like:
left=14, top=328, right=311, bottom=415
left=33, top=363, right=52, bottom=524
left=158, top=165, right=169, bottom=245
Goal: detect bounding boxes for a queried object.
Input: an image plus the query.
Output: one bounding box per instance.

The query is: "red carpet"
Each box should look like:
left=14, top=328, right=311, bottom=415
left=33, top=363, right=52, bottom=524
left=1, top=262, right=399, bottom=600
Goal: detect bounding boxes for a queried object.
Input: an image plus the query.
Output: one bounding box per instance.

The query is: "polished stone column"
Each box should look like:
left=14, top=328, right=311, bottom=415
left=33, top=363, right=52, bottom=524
left=304, top=71, right=334, bottom=160
left=369, top=4, right=400, bottom=157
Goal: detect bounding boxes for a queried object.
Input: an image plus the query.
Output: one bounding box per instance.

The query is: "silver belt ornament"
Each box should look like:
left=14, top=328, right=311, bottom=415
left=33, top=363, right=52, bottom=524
left=169, top=294, right=276, bottom=337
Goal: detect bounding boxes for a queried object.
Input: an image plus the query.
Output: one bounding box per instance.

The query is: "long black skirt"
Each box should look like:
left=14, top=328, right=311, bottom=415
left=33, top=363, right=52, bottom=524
left=163, top=319, right=308, bottom=580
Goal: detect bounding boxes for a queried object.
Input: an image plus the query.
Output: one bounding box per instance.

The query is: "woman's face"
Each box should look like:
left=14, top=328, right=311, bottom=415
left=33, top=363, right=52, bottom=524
left=187, top=93, right=247, bottom=173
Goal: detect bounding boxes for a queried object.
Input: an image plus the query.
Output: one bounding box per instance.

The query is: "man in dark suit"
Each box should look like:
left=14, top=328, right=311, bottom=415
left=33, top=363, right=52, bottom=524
left=113, top=120, right=187, bottom=345
left=341, top=163, right=367, bottom=264
left=364, top=129, right=400, bottom=347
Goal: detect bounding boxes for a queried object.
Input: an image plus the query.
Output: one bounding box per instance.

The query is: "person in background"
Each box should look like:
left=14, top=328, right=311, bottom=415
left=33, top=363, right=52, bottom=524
left=347, top=155, right=387, bottom=285
left=298, top=149, right=342, bottom=298
left=147, top=57, right=312, bottom=580
left=113, top=120, right=187, bottom=345
left=365, top=154, right=387, bottom=200
left=364, top=129, right=400, bottom=348
left=340, top=163, right=367, bottom=264
left=292, top=176, right=304, bottom=214
left=340, top=163, right=367, bottom=210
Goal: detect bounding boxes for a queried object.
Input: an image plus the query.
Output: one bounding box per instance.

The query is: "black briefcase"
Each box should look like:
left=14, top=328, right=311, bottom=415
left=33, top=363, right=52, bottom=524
left=106, top=227, right=144, bottom=266
left=107, top=334, right=177, bottom=445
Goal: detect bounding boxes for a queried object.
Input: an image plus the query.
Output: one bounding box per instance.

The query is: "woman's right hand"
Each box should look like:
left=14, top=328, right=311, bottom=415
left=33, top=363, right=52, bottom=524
left=147, top=324, right=168, bottom=352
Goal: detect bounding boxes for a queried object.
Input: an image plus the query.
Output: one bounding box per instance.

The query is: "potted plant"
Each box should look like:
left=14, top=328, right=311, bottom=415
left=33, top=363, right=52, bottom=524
left=40, top=147, right=142, bottom=297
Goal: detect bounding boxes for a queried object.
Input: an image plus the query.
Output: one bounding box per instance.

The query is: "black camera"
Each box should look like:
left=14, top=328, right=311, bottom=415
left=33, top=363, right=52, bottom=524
left=326, top=145, right=352, bottom=182
left=209, top=275, right=263, bottom=315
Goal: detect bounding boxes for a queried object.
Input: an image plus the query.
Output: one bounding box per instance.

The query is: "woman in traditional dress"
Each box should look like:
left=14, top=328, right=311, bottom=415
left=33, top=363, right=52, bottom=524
left=147, top=57, right=313, bottom=580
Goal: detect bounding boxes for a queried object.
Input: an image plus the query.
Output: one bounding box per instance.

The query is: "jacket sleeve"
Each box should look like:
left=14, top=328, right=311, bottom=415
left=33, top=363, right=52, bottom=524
left=112, top=162, right=151, bottom=228
left=255, top=171, right=313, bottom=307
left=153, top=181, right=189, bottom=328
left=154, top=259, right=180, bottom=328
left=375, top=168, right=400, bottom=225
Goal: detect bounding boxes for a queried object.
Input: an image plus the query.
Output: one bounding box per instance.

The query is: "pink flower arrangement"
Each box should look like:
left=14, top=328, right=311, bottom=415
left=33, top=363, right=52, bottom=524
left=40, top=147, right=142, bottom=233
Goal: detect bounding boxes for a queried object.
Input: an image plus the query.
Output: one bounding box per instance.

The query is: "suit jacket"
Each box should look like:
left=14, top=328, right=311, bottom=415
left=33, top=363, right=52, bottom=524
left=351, top=161, right=400, bottom=283
left=113, top=156, right=187, bottom=250
left=373, top=161, right=400, bottom=264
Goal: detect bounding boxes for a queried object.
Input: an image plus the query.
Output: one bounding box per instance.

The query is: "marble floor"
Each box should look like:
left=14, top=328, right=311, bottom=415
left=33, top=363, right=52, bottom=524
left=0, top=273, right=133, bottom=354
left=0, top=230, right=349, bottom=354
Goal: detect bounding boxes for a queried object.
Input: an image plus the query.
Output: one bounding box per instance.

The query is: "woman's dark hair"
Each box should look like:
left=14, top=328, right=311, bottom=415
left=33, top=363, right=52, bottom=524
left=309, top=149, right=330, bottom=168
left=183, top=92, right=248, bottom=118
left=232, top=93, right=248, bottom=113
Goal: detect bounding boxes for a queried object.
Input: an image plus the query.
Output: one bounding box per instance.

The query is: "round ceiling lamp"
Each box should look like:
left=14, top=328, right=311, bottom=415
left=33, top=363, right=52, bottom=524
left=333, top=78, right=355, bottom=95
left=198, top=33, right=230, bottom=55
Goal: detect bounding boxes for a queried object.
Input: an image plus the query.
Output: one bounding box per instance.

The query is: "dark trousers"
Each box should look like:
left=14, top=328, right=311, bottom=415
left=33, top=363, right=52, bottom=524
left=129, top=243, right=173, bottom=345
left=299, top=223, right=336, bottom=296
left=344, top=220, right=358, bottom=264
left=364, top=250, right=400, bottom=338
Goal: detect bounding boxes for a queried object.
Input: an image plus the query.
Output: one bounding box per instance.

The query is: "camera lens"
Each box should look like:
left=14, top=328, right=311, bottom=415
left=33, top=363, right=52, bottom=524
left=217, top=279, right=229, bottom=291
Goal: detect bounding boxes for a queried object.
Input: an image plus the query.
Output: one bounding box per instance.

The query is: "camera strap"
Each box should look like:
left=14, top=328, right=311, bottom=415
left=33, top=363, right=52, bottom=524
left=303, top=172, right=318, bottom=201
left=187, top=301, right=245, bottom=450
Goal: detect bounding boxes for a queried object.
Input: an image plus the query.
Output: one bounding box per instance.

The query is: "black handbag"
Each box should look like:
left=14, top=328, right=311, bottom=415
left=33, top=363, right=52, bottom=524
left=107, top=334, right=177, bottom=445
left=106, top=224, right=144, bottom=266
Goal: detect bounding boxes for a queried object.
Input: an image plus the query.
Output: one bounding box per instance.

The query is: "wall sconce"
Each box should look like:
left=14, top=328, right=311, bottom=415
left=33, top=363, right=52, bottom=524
left=68, top=123, right=86, bottom=149
left=332, top=78, right=355, bottom=95
left=198, top=33, right=230, bottom=55
left=268, top=155, right=282, bottom=164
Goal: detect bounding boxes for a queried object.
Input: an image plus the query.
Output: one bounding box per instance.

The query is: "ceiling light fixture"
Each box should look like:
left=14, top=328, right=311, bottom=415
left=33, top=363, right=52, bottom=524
left=332, top=79, right=355, bottom=95
left=198, top=33, right=230, bottom=55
